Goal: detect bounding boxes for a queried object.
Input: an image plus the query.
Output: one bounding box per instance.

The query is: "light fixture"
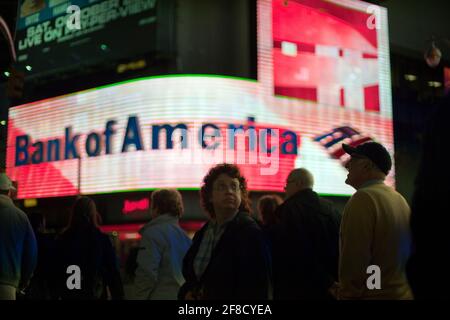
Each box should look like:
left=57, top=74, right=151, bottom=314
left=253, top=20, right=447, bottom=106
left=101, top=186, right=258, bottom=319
left=3, top=71, right=10, bottom=77
left=116, top=59, right=147, bottom=74
left=0, top=120, right=6, bottom=126
left=424, top=41, right=442, bottom=68
left=404, top=74, right=417, bottom=81
left=428, top=81, right=442, bottom=88
left=24, top=199, right=38, bottom=208
left=25, top=65, right=32, bottom=71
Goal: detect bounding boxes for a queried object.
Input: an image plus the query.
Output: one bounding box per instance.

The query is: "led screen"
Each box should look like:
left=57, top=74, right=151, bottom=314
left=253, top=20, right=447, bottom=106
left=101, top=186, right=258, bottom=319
left=7, top=0, right=393, bottom=198
left=15, top=0, right=172, bottom=77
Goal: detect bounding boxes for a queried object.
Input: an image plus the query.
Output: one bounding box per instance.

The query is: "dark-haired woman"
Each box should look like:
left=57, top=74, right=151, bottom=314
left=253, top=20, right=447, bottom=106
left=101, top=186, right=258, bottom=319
left=257, top=195, right=283, bottom=227
left=56, top=196, right=124, bottom=299
left=178, top=164, right=272, bottom=300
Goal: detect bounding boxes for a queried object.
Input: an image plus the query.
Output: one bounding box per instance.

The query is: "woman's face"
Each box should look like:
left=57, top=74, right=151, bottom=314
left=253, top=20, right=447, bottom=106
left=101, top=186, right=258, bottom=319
left=210, top=173, right=242, bottom=219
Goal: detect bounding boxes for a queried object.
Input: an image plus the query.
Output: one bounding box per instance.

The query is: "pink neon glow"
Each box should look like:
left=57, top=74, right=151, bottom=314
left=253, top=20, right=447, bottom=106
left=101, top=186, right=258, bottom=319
left=122, top=198, right=150, bottom=215
left=99, top=221, right=206, bottom=234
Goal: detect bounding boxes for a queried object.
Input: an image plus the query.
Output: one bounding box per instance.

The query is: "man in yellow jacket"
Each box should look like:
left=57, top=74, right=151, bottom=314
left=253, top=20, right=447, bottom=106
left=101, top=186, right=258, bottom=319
left=336, top=142, right=413, bottom=300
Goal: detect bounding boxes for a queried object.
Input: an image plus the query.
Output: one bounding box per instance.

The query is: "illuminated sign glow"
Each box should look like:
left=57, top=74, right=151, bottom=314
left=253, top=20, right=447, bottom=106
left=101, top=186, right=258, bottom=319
left=14, top=116, right=299, bottom=166
left=7, top=0, right=393, bottom=198
left=15, top=0, right=169, bottom=77
left=122, top=198, right=150, bottom=215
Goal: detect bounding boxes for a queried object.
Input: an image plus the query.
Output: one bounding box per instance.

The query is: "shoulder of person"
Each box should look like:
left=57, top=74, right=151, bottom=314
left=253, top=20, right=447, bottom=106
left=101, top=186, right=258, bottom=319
left=318, top=197, right=340, bottom=215
left=346, top=189, right=376, bottom=211
left=232, top=213, right=263, bottom=236
left=193, top=220, right=209, bottom=235
left=140, top=224, right=167, bottom=243
left=281, top=189, right=317, bottom=209
left=187, top=221, right=209, bottom=248
left=275, top=196, right=297, bottom=218
left=234, top=211, right=259, bottom=225
left=139, top=218, right=166, bottom=237
left=318, top=196, right=333, bottom=207
left=229, top=214, right=269, bottom=252
left=16, top=206, right=30, bottom=222
left=7, top=205, right=35, bottom=228
left=351, top=188, right=374, bottom=200
left=0, top=199, right=27, bottom=218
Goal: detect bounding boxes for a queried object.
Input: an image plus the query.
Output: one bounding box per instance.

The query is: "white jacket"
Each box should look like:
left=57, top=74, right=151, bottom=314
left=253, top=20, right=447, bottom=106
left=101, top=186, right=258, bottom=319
left=133, top=214, right=191, bottom=300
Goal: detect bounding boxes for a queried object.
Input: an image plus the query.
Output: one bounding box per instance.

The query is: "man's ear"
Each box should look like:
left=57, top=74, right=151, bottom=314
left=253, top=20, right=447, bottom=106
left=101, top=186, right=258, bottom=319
left=361, top=162, right=368, bottom=171
left=364, top=160, right=377, bottom=172
left=295, top=180, right=302, bottom=190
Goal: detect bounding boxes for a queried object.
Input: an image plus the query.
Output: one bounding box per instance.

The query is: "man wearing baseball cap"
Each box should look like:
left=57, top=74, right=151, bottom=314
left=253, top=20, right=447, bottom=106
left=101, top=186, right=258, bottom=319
left=0, top=173, right=37, bottom=300
left=336, top=142, right=412, bottom=299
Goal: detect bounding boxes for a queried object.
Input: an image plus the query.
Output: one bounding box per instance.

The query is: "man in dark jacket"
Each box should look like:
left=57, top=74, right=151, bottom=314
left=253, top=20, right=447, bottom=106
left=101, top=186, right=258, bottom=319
left=270, top=168, right=341, bottom=300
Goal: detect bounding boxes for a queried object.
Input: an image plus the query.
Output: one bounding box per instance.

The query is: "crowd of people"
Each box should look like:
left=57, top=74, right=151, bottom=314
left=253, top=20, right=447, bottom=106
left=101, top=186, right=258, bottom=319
left=0, top=139, right=442, bottom=300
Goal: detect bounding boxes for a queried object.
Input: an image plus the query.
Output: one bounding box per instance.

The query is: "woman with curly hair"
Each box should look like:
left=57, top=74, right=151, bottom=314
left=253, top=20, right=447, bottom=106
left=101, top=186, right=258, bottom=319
left=178, top=164, right=272, bottom=300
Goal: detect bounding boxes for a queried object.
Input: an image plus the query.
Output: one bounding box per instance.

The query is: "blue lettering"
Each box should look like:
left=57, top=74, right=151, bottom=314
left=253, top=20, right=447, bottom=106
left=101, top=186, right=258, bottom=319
left=47, top=139, right=61, bottom=162
left=247, top=117, right=257, bottom=151
left=86, top=132, right=101, bottom=157
left=122, top=116, right=143, bottom=152
left=31, top=141, right=44, bottom=164
left=65, top=127, right=80, bottom=159
left=15, top=135, right=30, bottom=166
left=260, top=129, right=277, bottom=154
left=104, top=120, right=116, bottom=154
left=228, top=124, right=245, bottom=150
left=152, top=123, right=188, bottom=149
left=281, top=131, right=298, bottom=155
left=227, top=119, right=257, bottom=151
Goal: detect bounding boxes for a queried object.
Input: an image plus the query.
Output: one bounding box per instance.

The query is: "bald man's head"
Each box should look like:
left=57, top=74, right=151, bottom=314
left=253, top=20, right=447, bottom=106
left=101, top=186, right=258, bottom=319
left=284, top=168, right=314, bottom=199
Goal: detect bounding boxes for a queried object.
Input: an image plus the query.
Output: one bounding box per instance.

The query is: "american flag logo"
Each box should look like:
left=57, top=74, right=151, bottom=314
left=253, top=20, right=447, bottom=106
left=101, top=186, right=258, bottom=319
left=314, top=126, right=374, bottom=166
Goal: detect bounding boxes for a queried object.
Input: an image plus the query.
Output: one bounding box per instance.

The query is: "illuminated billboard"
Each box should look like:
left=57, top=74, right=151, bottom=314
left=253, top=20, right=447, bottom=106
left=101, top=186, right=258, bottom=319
left=7, top=0, right=393, bottom=198
left=15, top=0, right=173, bottom=77
left=272, top=0, right=382, bottom=111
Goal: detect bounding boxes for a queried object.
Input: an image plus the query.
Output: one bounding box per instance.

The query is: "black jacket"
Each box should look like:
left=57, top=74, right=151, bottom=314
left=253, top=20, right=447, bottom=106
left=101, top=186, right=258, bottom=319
left=178, top=212, right=272, bottom=300
left=56, top=226, right=124, bottom=300
left=269, top=189, right=341, bottom=299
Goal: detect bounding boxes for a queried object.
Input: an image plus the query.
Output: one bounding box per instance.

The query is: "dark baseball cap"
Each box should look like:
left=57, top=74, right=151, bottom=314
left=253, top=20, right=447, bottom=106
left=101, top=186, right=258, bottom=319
left=342, top=142, right=392, bottom=175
